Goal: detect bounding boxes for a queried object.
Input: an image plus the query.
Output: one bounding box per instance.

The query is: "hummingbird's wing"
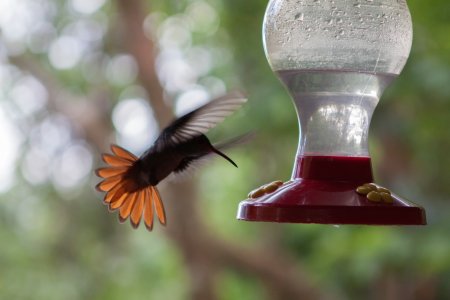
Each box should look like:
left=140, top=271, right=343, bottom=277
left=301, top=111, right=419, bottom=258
left=154, top=91, right=247, bottom=150
left=212, top=131, right=255, bottom=151
left=173, top=155, right=203, bottom=174
left=95, top=144, right=166, bottom=231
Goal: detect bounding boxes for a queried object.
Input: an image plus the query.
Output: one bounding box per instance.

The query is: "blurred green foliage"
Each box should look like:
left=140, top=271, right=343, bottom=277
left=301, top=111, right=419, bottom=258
left=1, top=0, right=450, bottom=299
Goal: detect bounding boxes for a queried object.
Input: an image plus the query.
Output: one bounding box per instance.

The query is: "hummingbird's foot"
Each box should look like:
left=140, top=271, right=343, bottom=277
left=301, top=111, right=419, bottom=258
left=356, top=183, right=394, bottom=204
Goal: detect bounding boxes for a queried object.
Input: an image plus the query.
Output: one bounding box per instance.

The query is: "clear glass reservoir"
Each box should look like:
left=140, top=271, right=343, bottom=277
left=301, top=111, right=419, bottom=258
left=263, top=0, right=412, bottom=156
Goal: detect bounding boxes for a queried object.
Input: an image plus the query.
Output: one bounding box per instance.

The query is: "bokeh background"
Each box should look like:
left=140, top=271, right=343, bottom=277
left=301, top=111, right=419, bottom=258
left=0, top=0, right=449, bottom=299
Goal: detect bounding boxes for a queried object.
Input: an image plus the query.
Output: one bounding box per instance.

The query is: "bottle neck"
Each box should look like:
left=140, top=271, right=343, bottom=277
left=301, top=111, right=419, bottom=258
left=294, top=92, right=377, bottom=157
left=277, top=69, right=395, bottom=157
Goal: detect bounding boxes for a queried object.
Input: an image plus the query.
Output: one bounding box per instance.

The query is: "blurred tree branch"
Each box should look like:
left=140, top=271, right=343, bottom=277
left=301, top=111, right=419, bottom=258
left=8, top=55, right=112, bottom=151
left=8, top=53, right=126, bottom=242
left=116, top=0, right=173, bottom=128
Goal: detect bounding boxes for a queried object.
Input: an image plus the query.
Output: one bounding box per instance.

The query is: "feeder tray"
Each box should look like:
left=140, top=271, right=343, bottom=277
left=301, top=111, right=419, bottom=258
left=238, top=156, right=426, bottom=225
left=237, top=0, right=426, bottom=225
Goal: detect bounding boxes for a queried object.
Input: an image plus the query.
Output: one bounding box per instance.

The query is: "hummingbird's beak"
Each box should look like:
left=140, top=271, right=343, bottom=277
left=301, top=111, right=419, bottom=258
left=211, top=147, right=238, bottom=168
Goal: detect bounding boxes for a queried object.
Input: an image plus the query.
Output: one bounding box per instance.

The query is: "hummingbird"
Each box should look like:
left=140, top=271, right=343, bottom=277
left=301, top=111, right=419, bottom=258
left=95, top=92, right=247, bottom=231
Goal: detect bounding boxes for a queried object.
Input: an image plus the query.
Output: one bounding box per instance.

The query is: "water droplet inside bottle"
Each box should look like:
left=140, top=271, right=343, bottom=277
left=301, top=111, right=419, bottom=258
left=295, top=12, right=304, bottom=21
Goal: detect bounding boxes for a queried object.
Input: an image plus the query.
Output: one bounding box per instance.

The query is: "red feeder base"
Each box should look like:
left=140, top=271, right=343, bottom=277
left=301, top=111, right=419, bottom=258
left=237, top=156, right=426, bottom=225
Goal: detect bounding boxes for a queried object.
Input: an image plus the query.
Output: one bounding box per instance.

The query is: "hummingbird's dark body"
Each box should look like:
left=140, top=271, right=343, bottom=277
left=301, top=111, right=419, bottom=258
left=126, top=134, right=233, bottom=188
left=95, top=92, right=247, bottom=231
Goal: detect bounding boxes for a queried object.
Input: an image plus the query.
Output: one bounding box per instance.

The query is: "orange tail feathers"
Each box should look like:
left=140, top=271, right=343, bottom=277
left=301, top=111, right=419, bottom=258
left=95, top=144, right=166, bottom=231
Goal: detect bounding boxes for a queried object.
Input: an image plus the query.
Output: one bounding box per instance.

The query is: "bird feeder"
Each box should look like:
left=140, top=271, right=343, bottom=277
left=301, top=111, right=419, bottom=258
left=237, top=0, right=426, bottom=225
